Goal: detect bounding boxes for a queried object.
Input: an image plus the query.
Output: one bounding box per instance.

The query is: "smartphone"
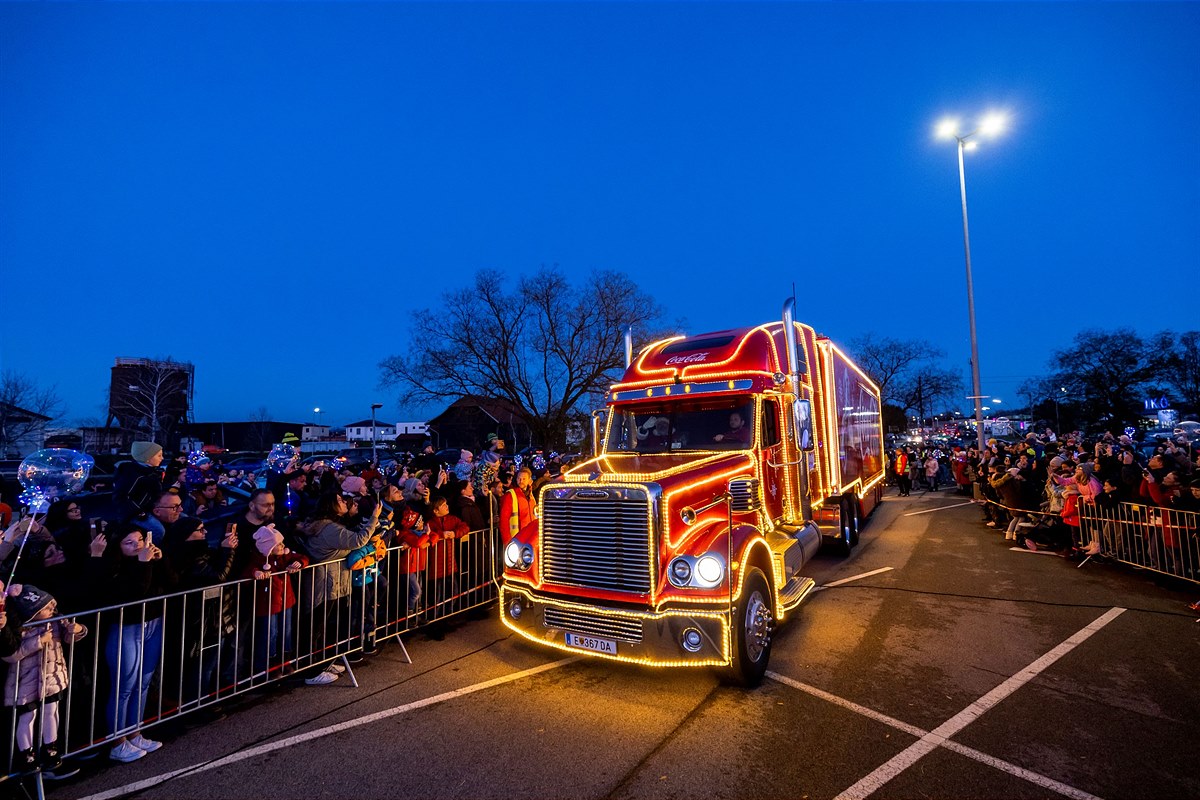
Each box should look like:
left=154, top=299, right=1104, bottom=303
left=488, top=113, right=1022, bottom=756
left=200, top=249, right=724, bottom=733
left=225, top=522, right=236, bottom=537
left=90, top=518, right=100, bottom=536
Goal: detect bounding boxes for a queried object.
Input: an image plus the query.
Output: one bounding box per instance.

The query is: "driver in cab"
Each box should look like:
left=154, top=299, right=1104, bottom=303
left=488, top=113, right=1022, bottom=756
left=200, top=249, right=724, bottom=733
left=713, top=410, right=751, bottom=447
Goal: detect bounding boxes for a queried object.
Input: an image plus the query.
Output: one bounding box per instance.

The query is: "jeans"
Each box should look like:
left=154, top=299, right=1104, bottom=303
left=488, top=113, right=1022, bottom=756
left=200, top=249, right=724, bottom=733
left=105, top=617, right=163, bottom=735
left=253, top=607, right=293, bottom=675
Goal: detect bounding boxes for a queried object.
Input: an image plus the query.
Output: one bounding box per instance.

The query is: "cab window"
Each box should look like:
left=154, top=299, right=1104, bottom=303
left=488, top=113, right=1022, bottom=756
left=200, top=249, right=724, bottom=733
left=762, top=399, right=781, bottom=447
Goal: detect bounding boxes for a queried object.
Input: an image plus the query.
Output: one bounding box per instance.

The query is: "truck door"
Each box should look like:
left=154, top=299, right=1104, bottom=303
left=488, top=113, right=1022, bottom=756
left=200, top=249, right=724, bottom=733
left=759, top=397, right=787, bottom=522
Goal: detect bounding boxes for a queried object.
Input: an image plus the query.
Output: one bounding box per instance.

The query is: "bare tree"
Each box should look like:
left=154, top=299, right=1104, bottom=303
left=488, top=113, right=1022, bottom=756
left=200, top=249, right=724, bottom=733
left=848, top=334, right=944, bottom=409
left=1048, top=329, right=1165, bottom=429
left=245, top=407, right=274, bottom=452
left=0, top=371, right=63, bottom=456
left=112, top=358, right=191, bottom=446
left=896, top=366, right=964, bottom=429
left=1155, top=330, right=1200, bottom=412
left=379, top=267, right=667, bottom=448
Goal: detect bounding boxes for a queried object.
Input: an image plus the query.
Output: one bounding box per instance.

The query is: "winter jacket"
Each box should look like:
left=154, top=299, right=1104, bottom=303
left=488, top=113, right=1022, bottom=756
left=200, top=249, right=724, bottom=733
left=242, top=550, right=308, bottom=615
left=3, top=619, right=87, bottom=707
left=426, top=514, right=470, bottom=579
left=396, top=523, right=434, bottom=574
left=113, top=460, right=164, bottom=518
left=297, top=516, right=377, bottom=608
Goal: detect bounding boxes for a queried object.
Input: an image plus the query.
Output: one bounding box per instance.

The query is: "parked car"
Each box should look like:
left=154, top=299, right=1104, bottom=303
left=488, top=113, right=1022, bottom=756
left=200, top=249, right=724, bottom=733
left=223, top=457, right=265, bottom=474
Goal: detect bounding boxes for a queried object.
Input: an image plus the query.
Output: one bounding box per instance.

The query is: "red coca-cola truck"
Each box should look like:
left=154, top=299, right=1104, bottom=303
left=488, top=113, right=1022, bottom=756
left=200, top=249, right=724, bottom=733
left=499, top=298, right=884, bottom=684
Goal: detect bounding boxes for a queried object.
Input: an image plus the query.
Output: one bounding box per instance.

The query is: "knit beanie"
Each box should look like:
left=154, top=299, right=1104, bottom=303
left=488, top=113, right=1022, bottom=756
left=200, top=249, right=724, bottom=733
left=341, top=476, right=367, bottom=495
left=131, top=441, right=163, bottom=463
left=8, top=583, right=53, bottom=624
left=460, top=449, right=473, bottom=462
left=253, top=525, right=284, bottom=557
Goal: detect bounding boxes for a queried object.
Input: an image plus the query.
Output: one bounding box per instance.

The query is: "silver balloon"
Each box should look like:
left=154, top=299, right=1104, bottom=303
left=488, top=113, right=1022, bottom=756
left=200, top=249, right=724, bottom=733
left=17, top=448, right=95, bottom=511
left=266, top=443, right=298, bottom=472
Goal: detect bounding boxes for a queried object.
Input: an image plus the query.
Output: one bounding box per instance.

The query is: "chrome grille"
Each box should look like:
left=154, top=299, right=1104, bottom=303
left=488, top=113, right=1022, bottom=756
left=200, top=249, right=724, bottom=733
left=544, top=606, right=643, bottom=643
left=541, top=490, right=653, bottom=593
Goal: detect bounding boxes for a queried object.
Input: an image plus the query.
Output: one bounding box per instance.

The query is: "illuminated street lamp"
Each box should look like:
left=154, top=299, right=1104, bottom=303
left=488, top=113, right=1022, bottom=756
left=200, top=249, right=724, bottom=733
left=370, top=403, right=383, bottom=465
left=937, top=112, right=1008, bottom=453
left=314, top=407, right=323, bottom=427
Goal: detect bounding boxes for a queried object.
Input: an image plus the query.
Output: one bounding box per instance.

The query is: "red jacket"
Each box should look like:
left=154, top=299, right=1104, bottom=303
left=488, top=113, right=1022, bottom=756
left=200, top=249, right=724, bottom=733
left=396, top=523, right=435, bottom=574
left=242, top=550, right=308, bottom=616
left=426, top=514, right=469, bottom=578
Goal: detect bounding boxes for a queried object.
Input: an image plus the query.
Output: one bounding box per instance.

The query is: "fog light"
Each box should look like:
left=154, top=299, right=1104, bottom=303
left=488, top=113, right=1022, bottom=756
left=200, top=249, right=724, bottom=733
left=509, top=599, right=523, bottom=619
left=681, top=628, right=703, bottom=652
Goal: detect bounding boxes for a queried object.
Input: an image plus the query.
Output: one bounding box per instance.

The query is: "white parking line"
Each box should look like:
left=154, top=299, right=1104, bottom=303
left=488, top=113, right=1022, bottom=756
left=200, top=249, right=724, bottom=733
left=766, top=673, right=1103, bottom=800
left=76, top=657, right=580, bottom=800
left=903, top=501, right=977, bottom=516
left=830, top=607, right=1125, bottom=800
left=814, top=567, right=894, bottom=592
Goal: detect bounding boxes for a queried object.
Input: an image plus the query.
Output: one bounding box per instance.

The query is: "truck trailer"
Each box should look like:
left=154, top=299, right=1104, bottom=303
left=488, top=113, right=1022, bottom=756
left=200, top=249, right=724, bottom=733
left=499, top=298, right=884, bottom=684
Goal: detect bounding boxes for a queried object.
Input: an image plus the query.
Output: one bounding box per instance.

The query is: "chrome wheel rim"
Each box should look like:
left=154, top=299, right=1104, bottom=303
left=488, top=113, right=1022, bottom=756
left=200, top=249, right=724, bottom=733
left=743, top=589, right=771, bottom=663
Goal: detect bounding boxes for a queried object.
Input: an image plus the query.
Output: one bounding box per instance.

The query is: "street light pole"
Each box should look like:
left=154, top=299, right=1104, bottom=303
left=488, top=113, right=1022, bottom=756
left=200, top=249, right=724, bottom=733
left=370, top=403, right=383, bottom=465
left=955, top=137, right=987, bottom=455
left=938, top=112, right=1007, bottom=454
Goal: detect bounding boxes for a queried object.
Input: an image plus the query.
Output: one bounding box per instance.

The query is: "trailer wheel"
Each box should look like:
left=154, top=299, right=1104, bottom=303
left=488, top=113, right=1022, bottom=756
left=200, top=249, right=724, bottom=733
left=848, top=497, right=861, bottom=546
left=726, top=567, right=774, bottom=687
left=829, top=499, right=854, bottom=557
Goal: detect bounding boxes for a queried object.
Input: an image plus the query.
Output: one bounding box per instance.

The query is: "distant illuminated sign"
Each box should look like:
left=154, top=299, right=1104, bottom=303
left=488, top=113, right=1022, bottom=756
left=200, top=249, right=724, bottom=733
left=1144, top=395, right=1170, bottom=411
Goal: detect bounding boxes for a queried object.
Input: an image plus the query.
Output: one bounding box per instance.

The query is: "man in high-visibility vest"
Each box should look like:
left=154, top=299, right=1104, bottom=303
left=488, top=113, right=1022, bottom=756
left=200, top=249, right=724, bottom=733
left=501, top=467, right=536, bottom=540
left=894, top=448, right=911, bottom=497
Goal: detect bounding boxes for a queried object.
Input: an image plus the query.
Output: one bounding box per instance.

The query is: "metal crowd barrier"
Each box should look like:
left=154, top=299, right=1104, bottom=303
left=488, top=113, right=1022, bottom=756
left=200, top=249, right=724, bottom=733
left=0, top=524, right=502, bottom=787
left=1078, top=500, right=1200, bottom=584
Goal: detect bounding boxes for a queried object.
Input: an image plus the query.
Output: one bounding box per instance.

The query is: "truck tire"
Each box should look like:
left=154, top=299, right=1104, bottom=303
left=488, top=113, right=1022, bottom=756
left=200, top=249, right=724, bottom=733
left=726, top=567, right=773, bottom=687
left=829, top=499, right=854, bottom=557
left=848, top=496, right=861, bottom=546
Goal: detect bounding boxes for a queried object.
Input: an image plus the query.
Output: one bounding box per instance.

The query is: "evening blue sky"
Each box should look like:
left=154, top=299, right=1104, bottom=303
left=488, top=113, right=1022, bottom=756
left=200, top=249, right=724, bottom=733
left=2, top=2, right=1197, bottom=430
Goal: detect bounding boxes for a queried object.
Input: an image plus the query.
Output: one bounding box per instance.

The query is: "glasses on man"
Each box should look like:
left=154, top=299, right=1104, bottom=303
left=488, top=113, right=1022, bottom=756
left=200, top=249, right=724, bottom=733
left=156, top=503, right=183, bottom=511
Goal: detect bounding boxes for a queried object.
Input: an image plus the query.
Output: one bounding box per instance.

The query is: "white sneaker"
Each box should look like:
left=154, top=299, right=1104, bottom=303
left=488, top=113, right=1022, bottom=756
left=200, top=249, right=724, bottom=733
left=110, top=740, right=146, bottom=763
left=327, top=662, right=346, bottom=674
left=305, top=668, right=339, bottom=686
left=129, top=733, right=162, bottom=753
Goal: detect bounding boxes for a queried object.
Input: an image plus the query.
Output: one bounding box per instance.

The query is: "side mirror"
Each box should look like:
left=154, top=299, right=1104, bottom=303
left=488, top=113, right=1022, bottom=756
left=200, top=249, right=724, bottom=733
left=794, top=399, right=814, bottom=452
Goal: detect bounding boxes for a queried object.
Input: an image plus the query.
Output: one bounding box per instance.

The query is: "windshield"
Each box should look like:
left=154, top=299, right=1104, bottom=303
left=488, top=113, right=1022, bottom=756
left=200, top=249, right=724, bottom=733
left=604, top=397, right=755, bottom=454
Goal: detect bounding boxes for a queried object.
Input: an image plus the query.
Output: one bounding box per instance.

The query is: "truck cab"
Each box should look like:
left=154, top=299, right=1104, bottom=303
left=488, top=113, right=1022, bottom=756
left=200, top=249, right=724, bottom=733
left=499, top=299, right=884, bottom=684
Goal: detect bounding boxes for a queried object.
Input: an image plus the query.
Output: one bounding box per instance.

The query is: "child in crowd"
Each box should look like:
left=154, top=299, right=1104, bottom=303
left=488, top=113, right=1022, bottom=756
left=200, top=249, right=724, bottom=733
left=244, top=525, right=307, bottom=677
left=3, top=583, right=87, bottom=773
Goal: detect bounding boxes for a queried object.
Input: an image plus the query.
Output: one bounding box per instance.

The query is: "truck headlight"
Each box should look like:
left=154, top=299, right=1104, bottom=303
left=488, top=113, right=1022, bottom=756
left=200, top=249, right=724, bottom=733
left=695, top=555, right=724, bottom=584
left=504, top=541, right=522, bottom=568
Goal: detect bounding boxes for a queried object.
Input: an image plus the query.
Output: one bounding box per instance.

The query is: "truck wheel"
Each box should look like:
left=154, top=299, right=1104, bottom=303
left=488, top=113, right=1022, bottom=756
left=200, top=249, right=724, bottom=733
left=726, top=567, right=773, bottom=687
left=829, top=499, right=854, bottom=556
left=848, top=497, right=861, bottom=546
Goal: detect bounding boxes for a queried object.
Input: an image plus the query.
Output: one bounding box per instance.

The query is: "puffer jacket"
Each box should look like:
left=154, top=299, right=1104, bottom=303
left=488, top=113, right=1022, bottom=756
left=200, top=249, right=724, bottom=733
left=3, top=619, right=87, bottom=707
left=297, top=516, right=377, bottom=608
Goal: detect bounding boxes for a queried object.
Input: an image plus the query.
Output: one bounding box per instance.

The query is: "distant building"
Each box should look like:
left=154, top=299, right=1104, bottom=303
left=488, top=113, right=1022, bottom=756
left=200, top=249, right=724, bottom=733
left=427, top=395, right=532, bottom=452
left=183, top=421, right=306, bottom=453
left=345, top=420, right=396, bottom=444
left=0, top=401, right=52, bottom=458
left=105, top=357, right=194, bottom=448
left=302, top=424, right=330, bottom=441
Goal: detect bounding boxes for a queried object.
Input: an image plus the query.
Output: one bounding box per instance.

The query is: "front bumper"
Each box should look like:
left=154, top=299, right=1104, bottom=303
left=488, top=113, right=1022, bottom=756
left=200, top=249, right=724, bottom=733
left=499, top=584, right=732, bottom=668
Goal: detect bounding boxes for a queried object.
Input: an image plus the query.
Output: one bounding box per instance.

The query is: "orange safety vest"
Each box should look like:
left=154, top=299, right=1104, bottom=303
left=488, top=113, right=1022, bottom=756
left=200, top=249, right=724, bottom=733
left=894, top=453, right=908, bottom=475
left=502, top=488, right=535, bottom=539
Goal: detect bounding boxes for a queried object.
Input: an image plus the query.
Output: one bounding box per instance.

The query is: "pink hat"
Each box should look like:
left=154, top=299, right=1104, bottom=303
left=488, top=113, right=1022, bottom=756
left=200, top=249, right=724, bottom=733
left=253, top=525, right=284, bottom=557
left=340, top=476, right=367, bottom=495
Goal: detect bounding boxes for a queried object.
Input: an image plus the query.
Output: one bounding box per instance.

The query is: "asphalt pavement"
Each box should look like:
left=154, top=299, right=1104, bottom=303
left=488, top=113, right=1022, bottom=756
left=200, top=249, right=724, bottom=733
left=45, top=487, right=1200, bottom=800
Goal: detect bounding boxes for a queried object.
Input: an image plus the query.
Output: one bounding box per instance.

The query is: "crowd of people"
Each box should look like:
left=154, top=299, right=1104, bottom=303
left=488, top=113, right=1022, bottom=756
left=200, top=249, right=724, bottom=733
left=889, top=428, right=1200, bottom=560
left=0, top=433, right=555, bottom=776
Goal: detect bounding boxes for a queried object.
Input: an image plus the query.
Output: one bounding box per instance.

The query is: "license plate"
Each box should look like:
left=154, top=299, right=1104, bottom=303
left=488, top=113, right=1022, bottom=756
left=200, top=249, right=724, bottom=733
left=563, top=632, right=618, bottom=655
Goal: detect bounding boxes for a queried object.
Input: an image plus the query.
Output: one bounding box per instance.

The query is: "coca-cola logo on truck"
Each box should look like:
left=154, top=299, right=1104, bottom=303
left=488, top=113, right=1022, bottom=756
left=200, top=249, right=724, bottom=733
left=664, top=352, right=709, bottom=365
